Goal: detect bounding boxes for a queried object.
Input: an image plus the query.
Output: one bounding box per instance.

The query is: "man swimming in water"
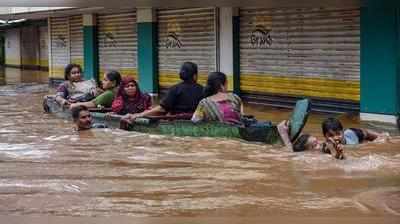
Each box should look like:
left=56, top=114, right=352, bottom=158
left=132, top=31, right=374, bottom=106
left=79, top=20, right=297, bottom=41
left=71, top=105, right=107, bottom=131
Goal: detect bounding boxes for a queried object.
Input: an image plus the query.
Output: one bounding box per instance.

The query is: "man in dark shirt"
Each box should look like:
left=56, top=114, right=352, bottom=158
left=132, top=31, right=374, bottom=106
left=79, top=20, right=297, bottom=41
left=123, top=62, right=204, bottom=122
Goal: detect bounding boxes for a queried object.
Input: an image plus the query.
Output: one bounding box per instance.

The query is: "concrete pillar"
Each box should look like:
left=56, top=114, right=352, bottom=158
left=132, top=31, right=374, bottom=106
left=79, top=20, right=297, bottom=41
left=360, top=2, right=400, bottom=124
left=219, top=7, right=240, bottom=94
left=83, top=14, right=99, bottom=81
left=137, top=8, right=158, bottom=94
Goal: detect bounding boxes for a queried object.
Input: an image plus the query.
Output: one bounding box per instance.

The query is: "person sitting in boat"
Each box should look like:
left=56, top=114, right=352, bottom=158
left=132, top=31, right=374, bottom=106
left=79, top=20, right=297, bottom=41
left=71, top=105, right=107, bottom=131
left=122, top=62, right=204, bottom=122
left=55, top=64, right=97, bottom=106
left=69, top=70, right=121, bottom=110
left=277, top=117, right=390, bottom=159
left=191, top=72, right=243, bottom=124
left=111, top=77, right=152, bottom=115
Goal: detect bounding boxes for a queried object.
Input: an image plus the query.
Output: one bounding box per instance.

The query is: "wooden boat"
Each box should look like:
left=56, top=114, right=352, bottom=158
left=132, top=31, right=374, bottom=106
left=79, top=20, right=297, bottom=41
left=44, top=95, right=310, bottom=145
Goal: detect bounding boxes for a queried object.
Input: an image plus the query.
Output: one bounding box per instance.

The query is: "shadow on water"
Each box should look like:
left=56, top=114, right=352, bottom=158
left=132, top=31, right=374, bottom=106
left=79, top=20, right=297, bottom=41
left=0, top=69, right=399, bottom=218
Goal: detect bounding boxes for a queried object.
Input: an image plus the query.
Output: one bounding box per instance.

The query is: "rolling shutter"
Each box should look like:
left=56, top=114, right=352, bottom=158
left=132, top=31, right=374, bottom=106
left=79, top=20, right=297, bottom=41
left=240, top=8, right=360, bottom=102
left=49, top=16, right=70, bottom=79
left=69, top=15, right=84, bottom=67
left=39, top=26, right=49, bottom=68
left=97, top=11, right=137, bottom=79
left=158, top=8, right=217, bottom=88
left=21, top=26, right=39, bottom=68
left=5, top=28, right=21, bottom=66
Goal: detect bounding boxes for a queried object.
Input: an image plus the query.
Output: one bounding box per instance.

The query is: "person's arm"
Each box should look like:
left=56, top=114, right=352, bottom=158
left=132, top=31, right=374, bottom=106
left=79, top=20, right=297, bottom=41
left=277, top=120, right=293, bottom=149
left=122, top=105, right=167, bottom=123
left=145, top=94, right=152, bottom=110
left=159, top=87, right=176, bottom=113
left=362, top=129, right=390, bottom=142
left=326, top=137, right=345, bottom=160
left=191, top=101, right=205, bottom=123
left=69, top=101, right=96, bottom=109
left=55, top=83, right=69, bottom=105
left=55, top=95, right=69, bottom=106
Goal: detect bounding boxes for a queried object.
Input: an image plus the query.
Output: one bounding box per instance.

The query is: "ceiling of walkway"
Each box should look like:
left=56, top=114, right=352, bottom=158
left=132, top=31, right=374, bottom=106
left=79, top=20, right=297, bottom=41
left=0, top=0, right=362, bottom=7
left=0, top=0, right=362, bottom=20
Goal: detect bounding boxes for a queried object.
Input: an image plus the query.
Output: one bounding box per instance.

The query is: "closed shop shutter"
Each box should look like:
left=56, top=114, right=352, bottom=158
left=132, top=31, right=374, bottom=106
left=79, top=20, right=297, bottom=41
left=39, top=26, right=49, bottom=68
left=5, top=28, right=21, bottom=66
left=21, top=26, right=39, bottom=68
left=69, top=15, right=84, bottom=68
left=97, top=11, right=137, bottom=79
left=158, top=8, right=217, bottom=88
left=239, top=8, right=360, bottom=102
left=49, top=16, right=70, bottom=79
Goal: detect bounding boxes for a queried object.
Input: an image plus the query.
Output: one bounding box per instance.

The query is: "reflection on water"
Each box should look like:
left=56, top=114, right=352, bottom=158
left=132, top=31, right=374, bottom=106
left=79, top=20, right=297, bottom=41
left=0, top=79, right=399, bottom=218
left=0, top=66, right=48, bottom=85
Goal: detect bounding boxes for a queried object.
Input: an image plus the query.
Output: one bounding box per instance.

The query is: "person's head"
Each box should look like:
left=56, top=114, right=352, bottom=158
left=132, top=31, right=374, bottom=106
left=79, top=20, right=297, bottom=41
left=321, top=117, right=344, bottom=142
left=204, top=72, right=227, bottom=97
left=119, top=76, right=140, bottom=98
left=64, top=64, right=82, bottom=82
left=293, top=134, right=322, bottom=152
left=71, top=105, right=92, bottom=130
left=102, top=70, right=121, bottom=90
left=179, top=62, right=198, bottom=83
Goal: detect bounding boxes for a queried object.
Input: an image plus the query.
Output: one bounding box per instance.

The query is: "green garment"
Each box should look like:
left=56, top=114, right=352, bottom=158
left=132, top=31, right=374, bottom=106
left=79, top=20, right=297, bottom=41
left=93, top=89, right=115, bottom=107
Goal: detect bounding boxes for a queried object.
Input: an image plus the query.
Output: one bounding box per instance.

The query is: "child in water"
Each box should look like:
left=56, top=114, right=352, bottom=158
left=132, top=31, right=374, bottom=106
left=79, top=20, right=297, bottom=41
left=278, top=117, right=389, bottom=159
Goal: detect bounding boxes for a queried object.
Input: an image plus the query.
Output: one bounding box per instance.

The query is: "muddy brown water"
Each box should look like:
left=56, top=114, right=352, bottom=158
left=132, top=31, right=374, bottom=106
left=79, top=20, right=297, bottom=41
left=0, top=68, right=399, bottom=218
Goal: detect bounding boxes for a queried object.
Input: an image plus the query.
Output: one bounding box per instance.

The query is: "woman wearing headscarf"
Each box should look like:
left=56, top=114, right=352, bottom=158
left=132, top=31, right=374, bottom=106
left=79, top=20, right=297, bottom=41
left=111, top=77, right=152, bottom=115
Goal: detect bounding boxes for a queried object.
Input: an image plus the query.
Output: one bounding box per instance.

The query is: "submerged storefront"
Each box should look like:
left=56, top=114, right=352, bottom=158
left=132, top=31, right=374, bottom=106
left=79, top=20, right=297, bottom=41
left=49, top=15, right=83, bottom=82
left=157, top=8, right=218, bottom=89
left=97, top=10, right=137, bottom=79
left=239, top=7, right=360, bottom=111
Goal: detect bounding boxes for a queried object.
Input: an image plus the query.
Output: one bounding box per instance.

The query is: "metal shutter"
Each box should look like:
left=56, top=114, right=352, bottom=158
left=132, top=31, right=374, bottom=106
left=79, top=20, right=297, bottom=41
left=97, top=11, right=137, bottom=79
left=240, top=8, right=360, bottom=102
left=39, top=26, right=49, bottom=68
left=158, top=8, right=217, bottom=88
left=50, top=16, right=70, bottom=79
left=21, top=26, right=39, bottom=67
left=69, top=15, right=83, bottom=68
left=5, top=28, right=21, bottom=66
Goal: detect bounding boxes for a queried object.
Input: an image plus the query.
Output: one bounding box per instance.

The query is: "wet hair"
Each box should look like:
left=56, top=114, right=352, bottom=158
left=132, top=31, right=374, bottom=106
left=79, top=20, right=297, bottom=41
left=322, top=117, right=343, bottom=136
left=179, top=62, right=198, bottom=83
left=105, top=70, right=122, bottom=87
left=293, top=134, right=311, bottom=152
left=64, top=63, right=82, bottom=81
left=204, top=72, right=227, bottom=98
left=71, top=105, right=89, bottom=121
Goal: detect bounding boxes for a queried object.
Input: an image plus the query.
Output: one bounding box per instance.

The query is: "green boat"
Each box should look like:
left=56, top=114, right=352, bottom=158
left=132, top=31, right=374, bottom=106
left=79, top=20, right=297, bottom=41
left=44, top=95, right=310, bottom=145
left=119, top=98, right=310, bottom=145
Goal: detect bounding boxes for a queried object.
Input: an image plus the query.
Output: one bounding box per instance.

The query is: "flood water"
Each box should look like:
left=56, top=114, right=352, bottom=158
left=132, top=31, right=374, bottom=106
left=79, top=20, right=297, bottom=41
left=0, top=68, right=399, bottom=219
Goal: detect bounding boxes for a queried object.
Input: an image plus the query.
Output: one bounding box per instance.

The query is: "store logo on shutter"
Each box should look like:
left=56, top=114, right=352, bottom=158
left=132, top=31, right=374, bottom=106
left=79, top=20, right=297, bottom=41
left=104, top=32, right=117, bottom=48
left=55, top=35, right=67, bottom=48
left=166, top=32, right=182, bottom=49
left=250, top=26, right=272, bottom=48
left=166, top=19, right=182, bottom=49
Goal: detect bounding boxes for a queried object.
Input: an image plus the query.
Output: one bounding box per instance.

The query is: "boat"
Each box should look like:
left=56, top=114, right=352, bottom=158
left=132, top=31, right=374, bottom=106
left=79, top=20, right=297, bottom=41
left=44, top=95, right=310, bottom=145
left=119, top=98, right=310, bottom=145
